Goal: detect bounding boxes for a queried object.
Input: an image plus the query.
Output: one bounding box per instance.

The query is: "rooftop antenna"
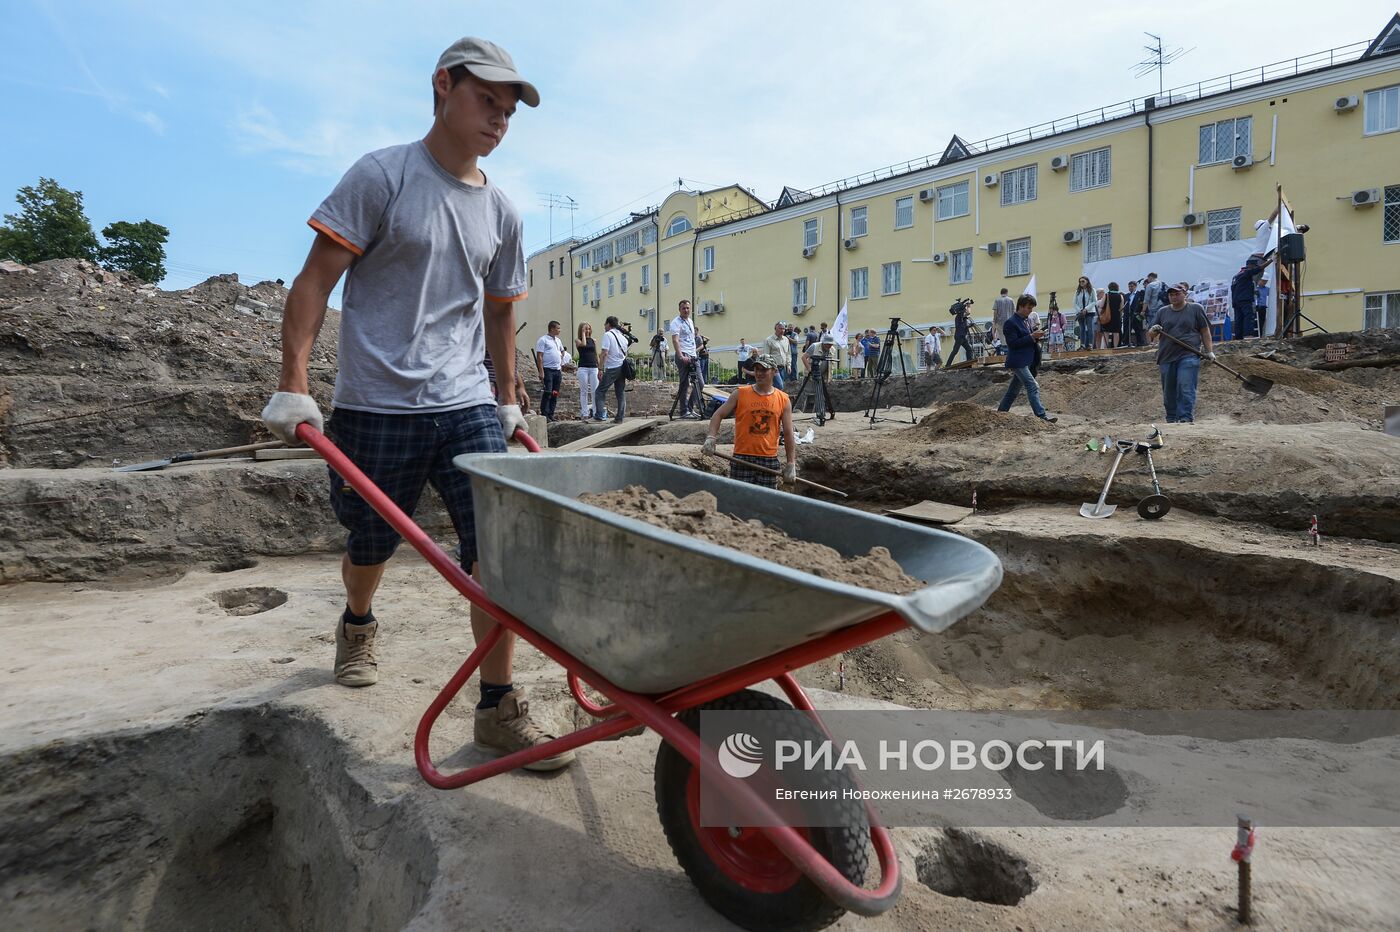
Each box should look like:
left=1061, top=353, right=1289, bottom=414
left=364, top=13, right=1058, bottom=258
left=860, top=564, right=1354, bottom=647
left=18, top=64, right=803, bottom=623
left=538, top=193, right=578, bottom=242
left=1133, top=32, right=1193, bottom=98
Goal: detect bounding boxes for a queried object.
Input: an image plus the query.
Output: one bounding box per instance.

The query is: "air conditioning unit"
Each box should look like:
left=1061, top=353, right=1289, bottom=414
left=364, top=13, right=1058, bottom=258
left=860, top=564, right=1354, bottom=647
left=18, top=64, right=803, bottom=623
left=801, top=246, right=816, bottom=259
left=1062, top=229, right=1082, bottom=244
left=574, top=270, right=582, bottom=278
left=931, top=251, right=948, bottom=264
left=918, top=188, right=935, bottom=202
left=591, top=264, right=599, bottom=272
left=713, top=302, right=726, bottom=314
left=590, top=299, right=600, bottom=308
left=697, top=270, right=710, bottom=282
left=699, top=301, right=713, bottom=315
left=985, top=241, right=1002, bottom=256
left=1334, top=94, right=1359, bottom=112
left=603, top=258, right=613, bottom=267
left=639, top=284, right=650, bottom=293
left=792, top=304, right=806, bottom=316
left=1231, top=154, right=1254, bottom=171
left=1182, top=212, right=1204, bottom=227
left=637, top=246, right=646, bottom=255
left=983, top=172, right=1000, bottom=187
left=843, top=237, right=858, bottom=250
left=1049, top=154, right=1070, bottom=171
left=1352, top=188, right=1381, bottom=207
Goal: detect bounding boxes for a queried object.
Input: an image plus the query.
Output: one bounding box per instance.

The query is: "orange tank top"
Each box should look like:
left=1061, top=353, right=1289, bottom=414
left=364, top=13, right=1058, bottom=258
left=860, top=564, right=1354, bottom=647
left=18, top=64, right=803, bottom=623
left=733, top=385, right=789, bottom=458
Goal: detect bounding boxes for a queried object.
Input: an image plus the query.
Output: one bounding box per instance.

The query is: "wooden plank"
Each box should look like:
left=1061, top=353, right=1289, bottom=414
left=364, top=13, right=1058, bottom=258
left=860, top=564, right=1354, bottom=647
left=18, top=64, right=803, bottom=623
left=254, top=448, right=322, bottom=461
left=556, top=416, right=664, bottom=451
left=884, top=500, right=974, bottom=526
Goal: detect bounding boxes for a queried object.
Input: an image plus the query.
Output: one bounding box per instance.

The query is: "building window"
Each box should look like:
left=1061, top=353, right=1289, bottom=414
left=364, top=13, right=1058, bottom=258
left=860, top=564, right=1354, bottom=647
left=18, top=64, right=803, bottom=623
left=792, top=277, right=808, bottom=308
left=849, top=205, right=868, bottom=237
left=1199, top=117, right=1252, bottom=164
left=607, top=276, right=615, bottom=297
left=528, top=269, right=534, bottom=287
left=1206, top=207, right=1242, bottom=244
left=548, top=260, right=554, bottom=280
left=641, top=264, right=651, bottom=289
left=1385, top=184, right=1400, bottom=243
left=1005, top=237, right=1030, bottom=276
left=894, top=196, right=914, bottom=229
left=803, top=218, right=820, bottom=249
left=851, top=267, right=869, bottom=299
left=663, top=272, right=670, bottom=286
left=620, top=272, right=627, bottom=293
left=666, top=214, right=691, bottom=237
left=1084, top=225, right=1112, bottom=262
left=581, top=285, right=588, bottom=304
left=702, top=245, right=715, bottom=272
left=598, top=242, right=614, bottom=264
left=579, top=255, right=588, bottom=272
left=1363, top=291, right=1400, bottom=328
left=881, top=262, right=901, bottom=295
left=593, top=282, right=601, bottom=301
left=1070, top=147, right=1111, bottom=192
left=1000, top=165, right=1037, bottom=206
left=1365, top=85, right=1400, bottom=135
left=936, top=181, right=969, bottom=220
left=641, top=225, right=658, bottom=246
left=616, top=230, right=639, bottom=255
left=949, top=248, right=973, bottom=285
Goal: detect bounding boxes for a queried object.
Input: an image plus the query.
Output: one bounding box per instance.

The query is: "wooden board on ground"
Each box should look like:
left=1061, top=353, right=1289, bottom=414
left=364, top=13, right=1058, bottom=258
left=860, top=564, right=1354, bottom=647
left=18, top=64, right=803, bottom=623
left=884, top=500, right=974, bottom=526
left=700, top=383, right=729, bottom=401
left=254, top=448, right=322, bottom=461
left=556, top=416, right=664, bottom=451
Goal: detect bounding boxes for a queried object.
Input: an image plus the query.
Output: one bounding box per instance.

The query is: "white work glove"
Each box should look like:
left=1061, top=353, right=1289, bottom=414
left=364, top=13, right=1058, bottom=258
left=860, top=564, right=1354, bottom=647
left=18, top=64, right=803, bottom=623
left=1205, top=351, right=1217, bottom=361
left=497, top=403, right=528, bottom=441
left=782, top=462, right=797, bottom=484
left=1149, top=324, right=1164, bottom=334
left=261, top=391, right=323, bottom=445
left=702, top=436, right=717, bottom=455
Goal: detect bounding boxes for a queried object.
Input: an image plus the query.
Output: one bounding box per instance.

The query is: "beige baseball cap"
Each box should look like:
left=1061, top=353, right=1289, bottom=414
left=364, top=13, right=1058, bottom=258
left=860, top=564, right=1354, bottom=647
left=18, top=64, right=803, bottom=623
left=435, top=37, right=540, bottom=107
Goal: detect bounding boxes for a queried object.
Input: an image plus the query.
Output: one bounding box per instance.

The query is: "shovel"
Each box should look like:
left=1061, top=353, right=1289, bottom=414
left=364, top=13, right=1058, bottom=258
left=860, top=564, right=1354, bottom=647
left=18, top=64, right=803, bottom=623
left=1080, top=440, right=1133, bottom=518
left=705, top=448, right=849, bottom=498
left=115, top=441, right=285, bottom=472
left=1157, top=331, right=1273, bottom=395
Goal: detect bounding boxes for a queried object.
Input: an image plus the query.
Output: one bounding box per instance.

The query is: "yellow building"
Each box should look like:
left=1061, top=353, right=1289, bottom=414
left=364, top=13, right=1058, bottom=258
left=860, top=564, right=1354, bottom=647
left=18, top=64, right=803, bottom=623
left=526, top=18, right=1400, bottom=353
left=516, top=238, right=576, bottom=357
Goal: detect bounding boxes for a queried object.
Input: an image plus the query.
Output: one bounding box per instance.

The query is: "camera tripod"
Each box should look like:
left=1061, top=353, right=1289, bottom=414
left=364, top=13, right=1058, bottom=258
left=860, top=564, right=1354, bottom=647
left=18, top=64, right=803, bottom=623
left=668, top=358, right=706, bottom=420
left=1276, top=259, right=1326, bottom=338
left=791, top=353, right=837, bottom=426
left=864, top=317, right=918, bottom=427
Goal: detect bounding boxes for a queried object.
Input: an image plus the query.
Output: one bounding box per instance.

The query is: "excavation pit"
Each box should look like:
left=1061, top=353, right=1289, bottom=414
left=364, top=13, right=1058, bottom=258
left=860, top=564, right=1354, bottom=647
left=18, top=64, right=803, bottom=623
left=0, top=708, right=436, bottom=931
left=915, top=828, right=1037, bottom=906
left=210, top=586, right=288, bottom=616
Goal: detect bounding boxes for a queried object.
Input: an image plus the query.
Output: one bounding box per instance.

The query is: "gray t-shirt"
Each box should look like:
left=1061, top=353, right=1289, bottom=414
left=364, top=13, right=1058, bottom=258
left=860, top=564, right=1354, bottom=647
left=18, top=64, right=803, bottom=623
left=310, top=141, right=526, bottom=413
left=1155, top=302, right=1210, bottom=365
left=992, top=296, right=1015, bottom=327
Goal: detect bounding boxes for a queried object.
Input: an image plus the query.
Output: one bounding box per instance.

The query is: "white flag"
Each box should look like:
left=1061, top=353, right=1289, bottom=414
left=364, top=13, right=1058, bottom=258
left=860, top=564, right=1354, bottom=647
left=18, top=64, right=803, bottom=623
left=1023, top=275, right=1037, bottom=302
left=831, top=300, right=849, bottom=347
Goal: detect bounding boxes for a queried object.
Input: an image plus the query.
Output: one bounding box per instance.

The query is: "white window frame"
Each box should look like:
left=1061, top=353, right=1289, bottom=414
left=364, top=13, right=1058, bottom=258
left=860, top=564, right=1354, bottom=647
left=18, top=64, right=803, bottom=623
left=1363, top=291, right=1400, bottom=329
left=1005, top=237, right=1031, bottom=277
left=701, top=245, right=715, bottom=272
left=662, top=272, right=670, bottom=286
left=1206, top=207, right=1242, bottom=244
left=1070, top=147, right=1111, bottom=192
left=620, top=271, right=627, bottom=293
left=616, top=230, right=639, bottom=254
left=582, top=285, right=588, bottom=304
left=894, top=196, right=914, bottom=230
left=1083, top=225, right=1112, bottom=263
left=803, top=218, right=821, bottom=249
left=593, top=282, right=601, bottom=301
left=1365, top=85, right=1400, bottom=136
left=792, top=277, right=809, bottom=307
left=949, top=247, right=973, bottom=285
left=607, top=276, right=615, bottom=297
left=666, top=214, right=691, bottom=237
left=1385, top=184, right=1400, bottom=244
left=1000, top=165, right=1038, bottom=206
left=850, top=267, right=869, bottom=300
left=641, top=264, right=651, bottom=289
left=849, top=205, right=868, bottom=238
left=1198, top=117, right=1253, bottom=165
left=936, top=181, right=969, bottom=221
left=881, top=261, right=901, bottom=295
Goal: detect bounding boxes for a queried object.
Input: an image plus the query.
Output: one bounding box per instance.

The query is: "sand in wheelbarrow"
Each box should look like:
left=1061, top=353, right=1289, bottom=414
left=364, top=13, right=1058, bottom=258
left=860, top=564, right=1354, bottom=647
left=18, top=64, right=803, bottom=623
left=581, top=486, right=925, bottom=595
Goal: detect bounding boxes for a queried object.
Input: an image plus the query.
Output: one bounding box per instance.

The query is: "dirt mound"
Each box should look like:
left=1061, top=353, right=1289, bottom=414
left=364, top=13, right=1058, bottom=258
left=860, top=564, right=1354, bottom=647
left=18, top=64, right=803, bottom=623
left=917, top=401, right=1059, bottom=441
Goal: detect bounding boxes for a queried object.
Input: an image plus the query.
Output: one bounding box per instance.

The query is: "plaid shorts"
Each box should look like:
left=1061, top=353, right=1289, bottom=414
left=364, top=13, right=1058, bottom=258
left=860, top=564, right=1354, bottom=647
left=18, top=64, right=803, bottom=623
left=728, top=453, right=780, bottom=488
left=326, top=404, right=505, bottom=566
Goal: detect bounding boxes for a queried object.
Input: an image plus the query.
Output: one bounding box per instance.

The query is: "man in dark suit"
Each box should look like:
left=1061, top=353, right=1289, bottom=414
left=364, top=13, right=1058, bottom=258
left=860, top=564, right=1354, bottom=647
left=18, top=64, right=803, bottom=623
left=1123, top=280, right=1147, bottom=347
left=995, top=295, right=1057, bottom=421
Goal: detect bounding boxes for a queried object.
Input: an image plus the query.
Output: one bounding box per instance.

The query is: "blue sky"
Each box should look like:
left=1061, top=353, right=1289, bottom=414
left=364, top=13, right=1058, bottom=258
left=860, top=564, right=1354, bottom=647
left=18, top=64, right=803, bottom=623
left=0, top=0, right=1384, bottom=299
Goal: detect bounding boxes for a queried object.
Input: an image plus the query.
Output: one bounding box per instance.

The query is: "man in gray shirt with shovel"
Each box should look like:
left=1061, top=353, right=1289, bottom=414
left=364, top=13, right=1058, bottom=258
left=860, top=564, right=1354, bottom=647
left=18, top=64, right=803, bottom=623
left=1149, top=282, right=1214, bottom=424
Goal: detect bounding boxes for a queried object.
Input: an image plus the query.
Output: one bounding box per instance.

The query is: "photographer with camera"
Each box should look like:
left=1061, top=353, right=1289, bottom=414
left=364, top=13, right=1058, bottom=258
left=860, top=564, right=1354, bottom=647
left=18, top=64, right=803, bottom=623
left=944, top=298, right=976, bottom=366
left=594, top=315, right=634, bottom=424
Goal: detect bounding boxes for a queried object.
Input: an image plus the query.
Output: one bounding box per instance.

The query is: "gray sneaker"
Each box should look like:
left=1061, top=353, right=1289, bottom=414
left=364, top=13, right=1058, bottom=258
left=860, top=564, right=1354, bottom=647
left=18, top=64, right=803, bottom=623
left=334, top=616, right=379, bottom=687
left=474, top=688, right=576, bottom=771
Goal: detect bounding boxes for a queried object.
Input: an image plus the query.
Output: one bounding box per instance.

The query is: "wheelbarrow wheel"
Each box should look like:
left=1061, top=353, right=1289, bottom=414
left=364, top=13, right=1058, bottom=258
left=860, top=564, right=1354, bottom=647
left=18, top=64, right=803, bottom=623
left=654, top=689, right=869, bottom=932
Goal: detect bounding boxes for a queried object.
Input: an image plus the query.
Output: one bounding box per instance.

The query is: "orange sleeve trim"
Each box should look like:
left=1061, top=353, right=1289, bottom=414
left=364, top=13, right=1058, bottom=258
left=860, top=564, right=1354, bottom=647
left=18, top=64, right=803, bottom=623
left=486, top=291, right=528, bottom=303
left=307, top=219, right=365, bottom=257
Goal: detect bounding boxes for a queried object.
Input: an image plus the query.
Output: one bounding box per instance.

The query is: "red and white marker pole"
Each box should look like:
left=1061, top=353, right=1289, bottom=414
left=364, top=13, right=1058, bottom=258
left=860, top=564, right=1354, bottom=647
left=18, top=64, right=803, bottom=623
left=1309, top=515, right=1321, bottom=547
left=1232, top=814, right=1256, bottom=924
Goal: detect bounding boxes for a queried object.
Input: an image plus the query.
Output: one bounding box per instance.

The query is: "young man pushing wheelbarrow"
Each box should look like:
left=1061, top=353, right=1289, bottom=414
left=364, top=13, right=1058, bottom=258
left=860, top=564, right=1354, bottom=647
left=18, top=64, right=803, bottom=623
left=259, top=37, right=573, bottom=771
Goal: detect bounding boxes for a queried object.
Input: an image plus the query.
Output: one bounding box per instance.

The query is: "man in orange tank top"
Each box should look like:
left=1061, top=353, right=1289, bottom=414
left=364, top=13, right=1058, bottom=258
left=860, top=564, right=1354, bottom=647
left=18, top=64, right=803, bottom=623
left=702, top=354, right=797, bottom=488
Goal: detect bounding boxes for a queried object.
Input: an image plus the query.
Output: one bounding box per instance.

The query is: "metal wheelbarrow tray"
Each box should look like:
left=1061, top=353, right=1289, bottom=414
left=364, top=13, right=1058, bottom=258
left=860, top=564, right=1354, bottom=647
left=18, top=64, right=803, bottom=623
left=459, top=452, right=1003, bottom=694
left=298, top=425, right=1002, bottom=928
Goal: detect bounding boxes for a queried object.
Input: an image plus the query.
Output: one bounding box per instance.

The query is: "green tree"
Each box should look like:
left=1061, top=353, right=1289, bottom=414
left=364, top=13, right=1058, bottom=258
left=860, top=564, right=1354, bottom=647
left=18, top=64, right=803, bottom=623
left=100, top=219, right=170, bottom=283
left=0, top=177, right=99, bottom=264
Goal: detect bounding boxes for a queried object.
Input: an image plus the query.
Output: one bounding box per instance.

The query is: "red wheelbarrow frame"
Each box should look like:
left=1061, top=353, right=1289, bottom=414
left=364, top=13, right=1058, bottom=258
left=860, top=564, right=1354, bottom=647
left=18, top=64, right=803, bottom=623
left=298, top=423, right=903, bottom=918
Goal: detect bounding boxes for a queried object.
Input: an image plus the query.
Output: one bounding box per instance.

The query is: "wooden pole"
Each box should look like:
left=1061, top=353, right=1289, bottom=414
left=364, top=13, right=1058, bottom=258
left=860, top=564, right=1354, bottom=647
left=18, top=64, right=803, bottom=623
left=1233, top=814, right=1255, bottom=924
left=705, top=448, right=849, bottom=498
